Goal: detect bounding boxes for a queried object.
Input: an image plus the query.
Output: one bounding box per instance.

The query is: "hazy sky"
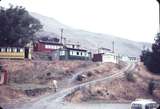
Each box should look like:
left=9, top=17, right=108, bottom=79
left=0, top=0, right=159, bottom=43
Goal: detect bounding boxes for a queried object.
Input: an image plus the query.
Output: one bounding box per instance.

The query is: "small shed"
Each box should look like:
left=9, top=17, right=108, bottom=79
left=93, top=52, right=118, bottom=63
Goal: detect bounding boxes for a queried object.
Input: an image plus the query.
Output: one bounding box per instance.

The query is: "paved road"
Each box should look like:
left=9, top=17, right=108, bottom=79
left=37, top=103, right=131, bottom=109
left=21, top=62, right=135, bottom=109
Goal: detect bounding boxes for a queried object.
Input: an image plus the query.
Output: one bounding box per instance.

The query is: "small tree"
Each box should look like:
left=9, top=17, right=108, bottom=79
left=0, top=5, right=42, bottom=47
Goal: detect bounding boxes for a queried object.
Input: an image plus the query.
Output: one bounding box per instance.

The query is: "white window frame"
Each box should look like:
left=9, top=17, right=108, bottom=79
left=1, top=48, right=5, bottom=52
left=13, top=48, right=17, bottom=52
left=70, top=50, right=73, bottom=55
left=60, top=50, right=65, bottom=56
left=20, top=48, right=24, bottom=52
left=7, top=48, right=12, bottom=52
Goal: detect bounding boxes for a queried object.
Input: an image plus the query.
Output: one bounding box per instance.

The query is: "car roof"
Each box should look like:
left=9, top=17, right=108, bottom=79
left=131, top=99, right=157, bottom=105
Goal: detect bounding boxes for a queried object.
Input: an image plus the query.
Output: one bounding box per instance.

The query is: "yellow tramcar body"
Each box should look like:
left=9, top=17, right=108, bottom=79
left=0, top=47, right=30, bottom=59
left=0, top=52, right=25, bottom=59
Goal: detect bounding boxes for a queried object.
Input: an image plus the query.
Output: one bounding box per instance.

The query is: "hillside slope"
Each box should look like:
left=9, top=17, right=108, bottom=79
left=30, top=12, right=151, bottom=57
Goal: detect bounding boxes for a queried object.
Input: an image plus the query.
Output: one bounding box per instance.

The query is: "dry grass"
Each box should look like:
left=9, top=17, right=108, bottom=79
left=65, top=63, right=160, bottom=103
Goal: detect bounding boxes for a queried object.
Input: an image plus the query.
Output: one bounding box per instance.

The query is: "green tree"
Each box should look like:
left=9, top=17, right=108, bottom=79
left=140, top=33, right=160, bottom=74
left=0, top=5, right=42, bottom=47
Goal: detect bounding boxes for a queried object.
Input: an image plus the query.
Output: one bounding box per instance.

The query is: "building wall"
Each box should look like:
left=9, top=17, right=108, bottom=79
left=120, top=56, right=138, bottom=63
left=57, top=49, right=91, bottom=61
left=93, top=53, right=118, bottom=63
left=102, top=53, right=118, bottom=63
left=34, top=42, right=63, bottom=52
left=121, top=56, right=130, bottom=62
left=93, top=54, right=103, bottom=62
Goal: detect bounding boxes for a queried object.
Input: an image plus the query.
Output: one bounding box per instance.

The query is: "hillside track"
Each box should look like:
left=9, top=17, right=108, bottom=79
left=21, top=62, right=136, bottom=109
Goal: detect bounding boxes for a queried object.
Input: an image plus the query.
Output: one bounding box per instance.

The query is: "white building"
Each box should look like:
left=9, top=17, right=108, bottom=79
left=93, top=52, right=118, bottom=64
left=102, top=52, right=118, bottom=63
left=120, top=55, right=138, bottom=63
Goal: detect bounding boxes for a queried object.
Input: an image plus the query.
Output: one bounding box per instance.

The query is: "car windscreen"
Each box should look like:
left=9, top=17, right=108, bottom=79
left=145, top=103, right=159, bottom=109
left=131, top=103, right=143, bottom=109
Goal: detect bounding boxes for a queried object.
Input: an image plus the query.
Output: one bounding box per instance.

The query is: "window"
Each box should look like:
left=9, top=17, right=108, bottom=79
left=81, top=52, right=85, bottom=56
left=5, top=48, right=7, bottom=52
left=60, top=51, right=65, bottom=56
left=0, top=48, right=5, bottom=52
left=11, top=48, right=14, bottom=52
left=145, top=103, right=159, bottom=109
left=45, top=45, right=48, bottom=49
left=45, top=45, right=51, bottom=49
left=17, top=48, right=20, bottom=52
left=77, top=52, right=79, bottom=55
left=80, top=52, right=83, bottom=56
left=131, top=104, right=142, bottom=109
left=57, top=46, right=60, bottom=49
left=52, top=45, right=55, bottom=49
left=13, top=48, right=17, bottom=52
left=53, top=46, right=56, bottom=49
left=70, top=51, right=73, bottom=55
left=7, top=48, right=12, bottom=52
left=20, top=48, right=24, bottom=52
left=86, top=53, right=89, bottom=57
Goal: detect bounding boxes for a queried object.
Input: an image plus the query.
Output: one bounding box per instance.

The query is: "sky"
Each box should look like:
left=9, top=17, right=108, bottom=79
left=0, top=0, right=159, bottom=43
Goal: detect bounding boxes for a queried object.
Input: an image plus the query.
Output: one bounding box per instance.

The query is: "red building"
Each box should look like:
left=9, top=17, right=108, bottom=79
left=92, top=53, right=103, bottom=62
left=34, top=40, right=63, bottom=52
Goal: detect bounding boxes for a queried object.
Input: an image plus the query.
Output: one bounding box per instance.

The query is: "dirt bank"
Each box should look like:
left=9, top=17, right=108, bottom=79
left=65, top=63, right=160, bottom=103
left=0, top=60, right=94, bottom=107
left=0, top=60, right=159, bottom=107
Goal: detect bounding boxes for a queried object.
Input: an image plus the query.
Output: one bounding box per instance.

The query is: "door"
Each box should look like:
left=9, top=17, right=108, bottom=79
left=25, top=47, right=29, bottom=58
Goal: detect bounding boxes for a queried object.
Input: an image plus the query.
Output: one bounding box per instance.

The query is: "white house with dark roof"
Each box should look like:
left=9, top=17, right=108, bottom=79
left=51, top=44, right=91, bottom=61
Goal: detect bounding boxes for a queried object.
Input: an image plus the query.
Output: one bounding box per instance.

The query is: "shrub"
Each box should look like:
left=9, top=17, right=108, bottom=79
left=148, top=80, right=155, bottom=95
left=125, top=71, right=135, bottom=82
left=87, top=71, right=92, bottom=77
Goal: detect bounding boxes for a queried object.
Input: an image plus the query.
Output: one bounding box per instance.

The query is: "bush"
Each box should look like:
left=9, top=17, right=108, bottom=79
left=87, top=71, right=92, bottom=77
left=125, top=71, right=135, bottom=82
left=148, top=80, right=155, bottom=95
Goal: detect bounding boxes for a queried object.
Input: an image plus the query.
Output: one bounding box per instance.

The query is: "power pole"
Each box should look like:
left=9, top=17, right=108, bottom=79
left=77, top=41, right=80, bottom=48
left=63, top=37, right=66, bottom=45
left=60, top=28, right=64, bottom=44
left=112, top=41, right=115, bottom=53
left=157, top=0, right=160, bottom=32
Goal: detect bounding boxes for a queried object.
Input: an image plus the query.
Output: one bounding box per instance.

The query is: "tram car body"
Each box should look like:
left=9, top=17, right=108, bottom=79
left=0, top=47, right=31, bottom=59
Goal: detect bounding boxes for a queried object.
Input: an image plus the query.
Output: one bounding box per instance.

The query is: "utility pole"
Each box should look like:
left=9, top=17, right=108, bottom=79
left=60, top=28, right=64, bottom=44
left=63, top=37, right=66, bottom=45
left=112, top=41, right=115, bottom=53
left=157, top=0, right=160, bottom=32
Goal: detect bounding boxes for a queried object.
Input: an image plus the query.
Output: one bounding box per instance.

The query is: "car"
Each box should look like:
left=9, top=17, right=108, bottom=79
left=131, top=99, right=159, bottom=109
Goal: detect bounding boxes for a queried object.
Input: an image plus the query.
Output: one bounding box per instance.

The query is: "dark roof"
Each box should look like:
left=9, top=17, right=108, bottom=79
left=94, top=53, right=104, bottom=55
left=63, top=47, right=87, bottom=52
left=99, top=47, right=111, bottom=51
left=38, top=40, right=63, bottom=46
left=0, top=47, right=24, bottom=48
